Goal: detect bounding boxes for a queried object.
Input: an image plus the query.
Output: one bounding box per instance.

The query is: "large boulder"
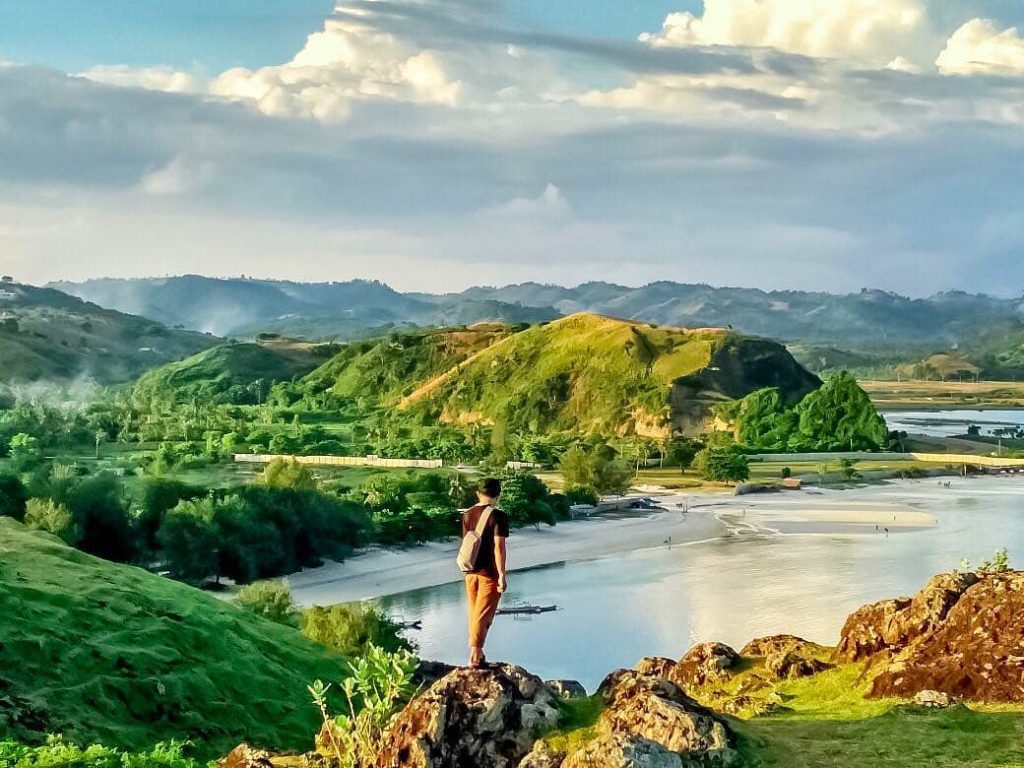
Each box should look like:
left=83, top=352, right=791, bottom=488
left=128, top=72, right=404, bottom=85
left=765, top=650, right=833, bottom=681
left=220, top=745, right=274, bottom=768
left=597, top=691, right=732, bottom=763
left=597, top=671, right=699, bottom=709
left=670, top=643, right=740, bottom=689
left=740, top=635, right=833, bottom=681
left=519, top=742, right=567, bottom=768
left=562, top=736, right=686, bottom=768
left=868, top=573, right=1024, bottom=702
left=837, top=572, right=979, bottom=663
left=371, top=664, right=560, bottom=768
left=636, top=658, right=677, bottom=679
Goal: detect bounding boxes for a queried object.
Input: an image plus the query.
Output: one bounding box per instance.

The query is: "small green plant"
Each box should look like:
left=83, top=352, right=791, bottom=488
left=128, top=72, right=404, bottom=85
left=0, top=735, right=205, bottom=767
left=979, top=548, right=1011, bottom=574
left=236, top=580, right=297, bottom=626
left=309, top=645, right=419, bottom=768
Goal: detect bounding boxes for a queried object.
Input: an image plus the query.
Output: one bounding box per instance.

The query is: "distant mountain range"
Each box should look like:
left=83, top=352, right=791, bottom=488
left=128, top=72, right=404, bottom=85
left=52, top=276, right=1024, bottom=350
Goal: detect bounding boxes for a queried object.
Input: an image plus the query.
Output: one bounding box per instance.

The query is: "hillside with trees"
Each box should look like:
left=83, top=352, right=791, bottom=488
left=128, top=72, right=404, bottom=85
left=0, top=281, right=215, bottom=384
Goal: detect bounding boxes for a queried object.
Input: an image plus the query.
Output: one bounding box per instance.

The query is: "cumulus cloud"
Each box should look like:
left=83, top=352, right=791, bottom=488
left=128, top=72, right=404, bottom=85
left=937, top=18, right=1024, bottom=75
left=641, top=0, right=934, bottom=68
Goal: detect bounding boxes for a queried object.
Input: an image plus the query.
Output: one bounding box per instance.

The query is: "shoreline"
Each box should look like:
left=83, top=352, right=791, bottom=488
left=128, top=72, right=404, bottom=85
left=287, top=487, right=935, bottom=606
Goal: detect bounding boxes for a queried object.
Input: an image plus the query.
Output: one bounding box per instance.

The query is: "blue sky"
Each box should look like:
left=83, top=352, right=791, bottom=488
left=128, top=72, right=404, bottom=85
left=2, top=0, right=1024, bottom=295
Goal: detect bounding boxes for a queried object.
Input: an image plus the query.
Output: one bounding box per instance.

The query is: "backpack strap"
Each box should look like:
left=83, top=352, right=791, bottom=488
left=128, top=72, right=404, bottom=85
left=474, top=505, right=495, bottom=535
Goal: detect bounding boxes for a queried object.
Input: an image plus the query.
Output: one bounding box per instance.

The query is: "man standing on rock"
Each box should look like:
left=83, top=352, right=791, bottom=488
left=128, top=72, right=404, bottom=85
left=461, top=477, right=509, bottom=669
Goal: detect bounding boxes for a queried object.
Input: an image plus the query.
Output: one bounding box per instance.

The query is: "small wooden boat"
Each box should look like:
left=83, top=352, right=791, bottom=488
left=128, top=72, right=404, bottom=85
left=497, top=604, right=557, bottom=616
left=396, top=618, right=423, bottom=630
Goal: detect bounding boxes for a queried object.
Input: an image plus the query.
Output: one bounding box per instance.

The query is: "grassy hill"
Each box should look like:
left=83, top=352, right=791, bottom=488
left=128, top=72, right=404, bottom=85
left=392, top=314, right=819, bottom=437
left=132, top=337, right=339, bottom=404
left=0, top=518, right=341, bottom=758
left=0, top=282, right=215, bottom=385
left=302, top=322, right=518, bottom=410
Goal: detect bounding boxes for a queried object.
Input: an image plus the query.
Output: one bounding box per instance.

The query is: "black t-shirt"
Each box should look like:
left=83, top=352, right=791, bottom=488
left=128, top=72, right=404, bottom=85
left=461, top=504, right=510, bottom=579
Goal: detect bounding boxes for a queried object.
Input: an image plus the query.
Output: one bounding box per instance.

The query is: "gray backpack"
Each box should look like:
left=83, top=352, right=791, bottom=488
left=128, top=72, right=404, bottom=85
left=457, top=505, right=494, bottom=573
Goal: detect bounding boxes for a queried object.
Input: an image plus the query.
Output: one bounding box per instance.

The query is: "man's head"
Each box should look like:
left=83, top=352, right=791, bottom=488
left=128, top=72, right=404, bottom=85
left=477, top=477, right=502, bottom=504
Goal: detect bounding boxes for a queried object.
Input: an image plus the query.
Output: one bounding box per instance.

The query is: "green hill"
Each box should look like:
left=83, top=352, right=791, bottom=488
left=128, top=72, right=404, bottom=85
left=0, top=518, right=340, bottom=757
left=302, top=322, right=518, bottom=410
left=133, top=338, right=338, bottom=405
left=391, top=314, right=819, bottom=437
left=0, top=282, right=215, bottom=385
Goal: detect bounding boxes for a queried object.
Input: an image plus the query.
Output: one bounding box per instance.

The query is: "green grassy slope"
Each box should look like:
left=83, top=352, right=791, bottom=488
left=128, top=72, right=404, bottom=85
left=398, top=314, right=817, bottom=437
left=302, top=323, right=517, bottom=409
left=0, top=282, right=215, bottom=385
left=132, top=340, right=335, bottom=404
left=0, top=518, right=341, bottom=758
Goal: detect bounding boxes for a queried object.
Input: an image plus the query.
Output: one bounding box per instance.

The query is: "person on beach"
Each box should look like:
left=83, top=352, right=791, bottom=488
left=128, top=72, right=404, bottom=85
left=461, top=477, right=509, bottom=669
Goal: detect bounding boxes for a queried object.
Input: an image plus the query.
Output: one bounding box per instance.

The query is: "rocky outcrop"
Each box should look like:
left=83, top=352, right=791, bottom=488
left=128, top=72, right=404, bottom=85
left=670, top=643, right=740, bottom=689
left=913, top=690, right=953, bottom=708
left=372, top=664, right=559, bottom=768
left=547, top=680, right=588, bottom=700
left=220, top=744, right=275, bottom=768
left=635, top=658, right=676, bottom=679
left=838, top=572, right=979, bottom=662
left=867, top=573, right=1024, bottom=702
left=740, top=635, right=833, bottom=681
left=519, top=742, right=566, bottom=768
left=586, top=669, right=734, bottom=767
left=562, top=735, right=688, bottom=768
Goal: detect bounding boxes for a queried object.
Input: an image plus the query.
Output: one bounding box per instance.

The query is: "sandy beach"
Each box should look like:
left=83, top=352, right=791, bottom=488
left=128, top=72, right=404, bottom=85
left=287, top=488, right=935, bottom=605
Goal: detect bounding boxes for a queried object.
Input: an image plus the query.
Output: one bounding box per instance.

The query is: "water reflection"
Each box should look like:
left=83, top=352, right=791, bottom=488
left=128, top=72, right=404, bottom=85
left=378, top=478, right=1024, bottom=689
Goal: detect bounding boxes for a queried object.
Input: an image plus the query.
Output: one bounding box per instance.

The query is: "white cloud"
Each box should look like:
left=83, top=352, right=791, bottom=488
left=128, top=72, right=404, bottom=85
left=641, top=0, right=933, bottom=68
left=486, top=183, right=569, bottom=219
left=138, top=157, right=211, bottom=196
left=84, top=65, right=202, bottom=93
left=937, top=18, right=1024, bottom=75
left=208, top=9, right=460, bottom=121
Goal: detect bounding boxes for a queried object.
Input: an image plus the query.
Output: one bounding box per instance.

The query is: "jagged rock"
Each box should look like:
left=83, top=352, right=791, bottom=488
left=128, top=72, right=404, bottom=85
left=914, top=690, right=953, bottom=708
left=838, top=572, right=979, bottom=663
left=741, top=634, right=820, bottom=659
left=597, top=690, right=733, bottom=763
left=562, top=735, right=685, bottom=768
left=519, top=742, right=566, bottom=768
left=547, top=679, right=588, bottom=699
left=868, top=572, right=1024, bottom=702
left=371, top=663, right=560, bottom=768
left=670, top=643, right=740, bottom=689
left=414, top=660, right=457, bottom=689
left=597, top=670, right=699, bottom=709
left=636, top=657, right=676, bottom=679
left=220, top=744, right=274, bottom=768
left=765, top=650, right=833, bottom=681
left=719, top=693, right=784, bottom=717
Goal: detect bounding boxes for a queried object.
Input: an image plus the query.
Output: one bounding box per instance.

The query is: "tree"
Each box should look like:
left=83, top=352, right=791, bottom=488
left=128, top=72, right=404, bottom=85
left=558, top=445, right=595, bottom=488
left=694, top=447, right=750, bottom=484
left=260, top=458, right=318, bottom=491
left=0, top=473, right=27, bottom=520
left=557, top=443, right=635, bottom=496
left=158, top=497, right=220, bottom=582
left=795, top=372, right=888, bottom=451
left=67, top=473, right=136, bottom=562
left=735, top=388, right=799, bottom=451
left=24, top=498, right=77, bottom=542
left=667, top=437, right=704, bottom=474
left=9, top=433, right=42, bottom=472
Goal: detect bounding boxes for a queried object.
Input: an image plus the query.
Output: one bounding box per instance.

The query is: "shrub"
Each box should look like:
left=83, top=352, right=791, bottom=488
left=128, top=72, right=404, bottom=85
left=67, top=473, right=136, bottom=563
left=694, top=447, right=751, bottom=484
left=564, top=484, right=599, bottom=507
left=261, top=458, right=318, bottom=491
left=0, top=736, right=205, bottom=768
left=24, top=498, right=77, bottom=542
left=310, top=646, right=419, bottom=768
left=302, top=603, right=413, bottom=656
left=236, top=579, right=298, bottom=626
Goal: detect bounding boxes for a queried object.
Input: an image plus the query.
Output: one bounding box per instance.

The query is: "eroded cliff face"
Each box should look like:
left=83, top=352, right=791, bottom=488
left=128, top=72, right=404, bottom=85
left=221, top=570, right=1024, bottom=768
left=669, top=337, right=821, bottom=435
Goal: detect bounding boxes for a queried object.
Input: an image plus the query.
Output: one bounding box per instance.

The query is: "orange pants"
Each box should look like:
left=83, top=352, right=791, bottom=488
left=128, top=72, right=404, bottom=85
left=465, top=574, right=502, bottom=650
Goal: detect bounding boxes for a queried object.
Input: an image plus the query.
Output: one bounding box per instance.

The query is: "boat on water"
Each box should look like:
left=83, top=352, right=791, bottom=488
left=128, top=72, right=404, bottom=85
left=497, top=604, right=557, bottom=616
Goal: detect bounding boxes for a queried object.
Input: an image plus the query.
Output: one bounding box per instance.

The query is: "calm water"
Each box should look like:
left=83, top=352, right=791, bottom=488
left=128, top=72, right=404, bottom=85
left=884, top=408, right=1024, bottom=437
left=379, top=478, right=1024, bottom=690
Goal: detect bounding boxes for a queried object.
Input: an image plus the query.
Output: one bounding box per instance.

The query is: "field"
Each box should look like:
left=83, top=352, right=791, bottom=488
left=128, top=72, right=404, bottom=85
left=0, top=518, right=343, bottom=759
left=863, top=380, right=1024, bottom=409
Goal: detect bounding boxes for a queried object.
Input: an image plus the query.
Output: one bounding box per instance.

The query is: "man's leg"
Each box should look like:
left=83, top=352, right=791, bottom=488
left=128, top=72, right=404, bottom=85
left=466, top=575, right=482, bottom=663
left=474, top=576, right=502, bottom=652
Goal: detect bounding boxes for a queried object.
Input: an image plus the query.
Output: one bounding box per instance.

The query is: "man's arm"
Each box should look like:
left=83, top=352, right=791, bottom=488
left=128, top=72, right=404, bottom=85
left=494, top=536, right=508, bottom=593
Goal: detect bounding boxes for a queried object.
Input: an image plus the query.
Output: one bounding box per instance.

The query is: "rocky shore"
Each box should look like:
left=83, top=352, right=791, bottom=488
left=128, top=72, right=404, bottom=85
left=222, top=569, right=1024, bottom=768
